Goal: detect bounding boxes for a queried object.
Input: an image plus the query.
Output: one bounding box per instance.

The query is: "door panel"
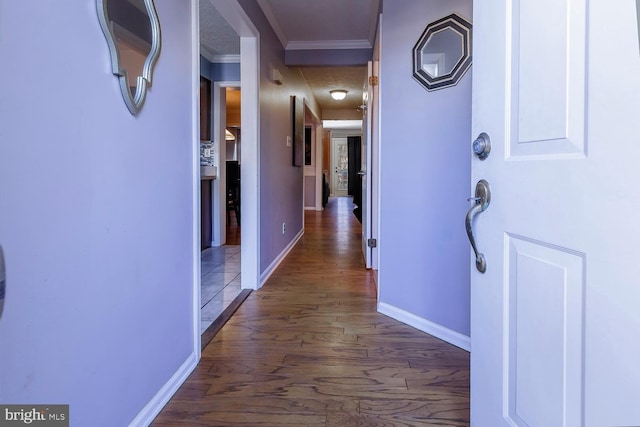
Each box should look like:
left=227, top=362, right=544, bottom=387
left=510, top=0, right=586, bottom=158
left=471, top=0, right=640, bottom=425
left=505, top=235, right=585, bottom=427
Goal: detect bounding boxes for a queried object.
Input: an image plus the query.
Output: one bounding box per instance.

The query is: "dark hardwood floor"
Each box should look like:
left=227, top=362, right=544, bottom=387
left=153, top=197, right=470, bottom=426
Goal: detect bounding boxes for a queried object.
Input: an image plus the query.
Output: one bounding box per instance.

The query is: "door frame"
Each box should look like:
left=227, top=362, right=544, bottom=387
left=208, top=1, right=260, bottom=294
left=302, top=101, right=324, bottom=212
left=330, top=130, right=362, bottom=197
left=361, top=61, right=374, bottom=269
left=212, top=81, right=240, bottom=247
left=371, top=14, right=381, bottom=274
left=371, top=58, right=380, bottom=273
left=330, top=136, right=348, bottom=197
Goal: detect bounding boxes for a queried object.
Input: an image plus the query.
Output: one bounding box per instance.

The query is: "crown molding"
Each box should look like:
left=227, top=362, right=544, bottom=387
left=200, top=45, right=215, bottom=63
left=286, top=39, right=372, bottom=50
left=200, top=47, right=240, bottom=64
left=257, top=0, right=289, bottom=48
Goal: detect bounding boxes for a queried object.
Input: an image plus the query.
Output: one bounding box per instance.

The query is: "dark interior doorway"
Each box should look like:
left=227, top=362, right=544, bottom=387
left=348, top=136, right=362, bottom=223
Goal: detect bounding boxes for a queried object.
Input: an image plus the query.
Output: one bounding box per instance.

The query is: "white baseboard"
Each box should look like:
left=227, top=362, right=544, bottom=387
left=129, top=351, right=199, bottom=427
left=377, top=302, right=470, bottom=352
left=259, top=229, right=304, bottom=286
left=303, top=206, right=316, bottom=211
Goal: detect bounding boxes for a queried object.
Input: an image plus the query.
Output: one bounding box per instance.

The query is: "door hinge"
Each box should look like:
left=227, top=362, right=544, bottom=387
left=367, top=238, right=377, bottom=248
left=368, top=76, right=378, bottom=86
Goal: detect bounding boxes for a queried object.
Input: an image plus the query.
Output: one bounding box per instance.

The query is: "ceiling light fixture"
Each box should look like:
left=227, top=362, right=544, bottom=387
left=330, top=89, right=348, bottom=101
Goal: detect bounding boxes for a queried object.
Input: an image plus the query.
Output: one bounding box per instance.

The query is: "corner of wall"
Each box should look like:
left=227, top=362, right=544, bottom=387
left=128, top=352, right=199, bottom=426
left=378, top=302, right=470, bottom=351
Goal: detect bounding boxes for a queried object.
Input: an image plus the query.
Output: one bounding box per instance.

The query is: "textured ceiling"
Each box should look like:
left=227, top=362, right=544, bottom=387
left=199, top=0, right=239, bottom=61
left=299, top=67, right=368, bottom=111
left=199, top=0, right=379, bottom=114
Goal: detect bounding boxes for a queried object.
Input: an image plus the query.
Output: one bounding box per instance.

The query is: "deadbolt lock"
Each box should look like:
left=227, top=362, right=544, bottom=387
left=473, top=133, right=491, bottom=160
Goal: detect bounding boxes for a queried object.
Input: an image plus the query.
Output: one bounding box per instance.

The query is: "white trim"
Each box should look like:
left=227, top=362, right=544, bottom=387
left=210, top=54, right=241, bottom=64
left=199, top=49, right=241, bottom=65
left=192, top=0, right=202, bottom=359
left=209, top=0, right=260, bottom=292
left=256, top=0, right=288, bottom=49
left=311, top=111, right=324, bottom=211
left=199, top=46, right=216, bottom=63
left=303, top=207, right=316, bottom=211
left=323, top=120, right=363, bottom=130
left=128, top=353, right=199, bottom=427
left=377, top=302, right=471, bottom=352
left=315, top=127, right=323, bottom=211
left=259, top=229, right=304, bottom=286
left=239, top=36, right=260, bottom=291
left=287, top=39, right=372, bottom=50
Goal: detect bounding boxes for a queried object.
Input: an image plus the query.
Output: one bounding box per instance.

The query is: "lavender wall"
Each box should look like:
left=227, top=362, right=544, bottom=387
left=200, top=55, right=212, bottom=79
left=238, top=1, right=321, bottom=273
left=210, top=62, right=241, bottom=82
left=0, top=2, right=196, bottom=425
left=304, top=176, right=316, bottom=208
left=378, top=0, right=472, bottom=337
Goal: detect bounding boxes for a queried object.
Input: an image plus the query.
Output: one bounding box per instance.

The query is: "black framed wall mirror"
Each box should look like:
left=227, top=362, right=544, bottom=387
left=412, top=13, right=472, bottom=91
left=97, top=0, right=161, bottom=115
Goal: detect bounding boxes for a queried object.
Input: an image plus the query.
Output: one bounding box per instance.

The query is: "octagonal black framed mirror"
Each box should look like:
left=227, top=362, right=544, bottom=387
left=412, top=13, right=472, bottom=91
left=97, top=0, right=162, bottom=115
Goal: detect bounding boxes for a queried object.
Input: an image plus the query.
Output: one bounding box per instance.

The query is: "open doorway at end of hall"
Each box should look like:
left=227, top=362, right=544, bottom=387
left=328, top=130, right=363, bottom=222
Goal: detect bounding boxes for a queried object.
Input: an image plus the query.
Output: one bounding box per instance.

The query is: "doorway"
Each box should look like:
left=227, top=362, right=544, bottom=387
left=220, top=86, right=242, bottom=247
left=204, top=1, right=260, bottom=291
left=200, top=84, right=243, bottom=335
left=302, top=103, right=325, bottom=212
left=331, top=136, right=349, bottom=197
left=196, top=1, right=261, bottom=351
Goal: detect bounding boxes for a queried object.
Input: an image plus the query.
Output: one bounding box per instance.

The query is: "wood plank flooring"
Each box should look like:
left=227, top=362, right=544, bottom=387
left=153, top=197, right=470, bottom=426
left=226, top=213, right=240, bottom=246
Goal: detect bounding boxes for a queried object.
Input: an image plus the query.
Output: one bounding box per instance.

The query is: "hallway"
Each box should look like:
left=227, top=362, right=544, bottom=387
left=153, top=197, right=470, bottom=426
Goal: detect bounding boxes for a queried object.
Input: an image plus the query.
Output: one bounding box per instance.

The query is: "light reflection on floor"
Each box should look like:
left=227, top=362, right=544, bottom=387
left=200, top=245, right=242, bottom=333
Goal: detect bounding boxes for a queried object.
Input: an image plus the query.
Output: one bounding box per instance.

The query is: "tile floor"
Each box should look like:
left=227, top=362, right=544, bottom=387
left=200, top=245, right=242, bottom=333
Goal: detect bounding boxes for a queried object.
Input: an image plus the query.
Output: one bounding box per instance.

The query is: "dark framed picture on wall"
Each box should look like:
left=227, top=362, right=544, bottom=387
left=304, top=126, right=312, bottom=166
left=292, top=96, right=304, bottom=167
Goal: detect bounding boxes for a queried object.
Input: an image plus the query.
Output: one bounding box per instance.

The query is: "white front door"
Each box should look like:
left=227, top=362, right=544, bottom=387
left=471, top=1, right=640, bottom=426
left=331, top=137, right=349, bottom=196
